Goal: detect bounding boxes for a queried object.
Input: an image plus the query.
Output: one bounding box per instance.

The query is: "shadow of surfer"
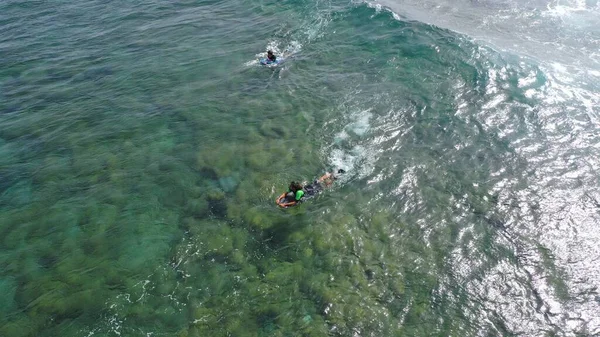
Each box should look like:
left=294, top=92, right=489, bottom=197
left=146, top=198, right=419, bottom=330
left=276, top=169, right=346, bottom=208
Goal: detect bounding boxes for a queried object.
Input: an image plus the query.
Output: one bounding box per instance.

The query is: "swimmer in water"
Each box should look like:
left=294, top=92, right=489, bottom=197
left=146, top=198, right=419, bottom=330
left=276, top=169, right=346, bottom=208
left=266, top=50, right=277, bottom=62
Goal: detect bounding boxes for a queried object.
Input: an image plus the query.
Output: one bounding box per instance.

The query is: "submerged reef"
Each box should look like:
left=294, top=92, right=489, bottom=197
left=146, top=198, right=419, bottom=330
left=0, top=100, right=425, bottom=337
left=0, top=93, right=510, bottom=337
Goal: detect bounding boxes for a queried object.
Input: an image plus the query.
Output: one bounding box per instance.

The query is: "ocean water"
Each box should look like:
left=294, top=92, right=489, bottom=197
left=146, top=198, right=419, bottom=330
left=1, top=0, right=599, bottom=336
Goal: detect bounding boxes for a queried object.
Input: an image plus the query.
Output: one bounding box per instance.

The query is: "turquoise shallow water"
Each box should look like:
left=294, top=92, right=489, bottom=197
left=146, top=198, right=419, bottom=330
left=1, top=0, right=600, bottom=336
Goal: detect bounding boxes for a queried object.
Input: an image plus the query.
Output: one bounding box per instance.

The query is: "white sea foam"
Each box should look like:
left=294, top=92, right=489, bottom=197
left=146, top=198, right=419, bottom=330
left=544, top=0, right=600, bottom=19
left=326, top=107, right=376, bottom=179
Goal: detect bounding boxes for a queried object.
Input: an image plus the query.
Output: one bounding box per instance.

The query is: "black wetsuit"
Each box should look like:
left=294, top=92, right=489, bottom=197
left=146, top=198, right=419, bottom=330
left=303, top=180, right=323, bottom=197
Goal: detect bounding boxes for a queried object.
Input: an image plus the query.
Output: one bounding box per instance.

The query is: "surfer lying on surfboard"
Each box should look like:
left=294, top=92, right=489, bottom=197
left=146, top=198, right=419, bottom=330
left=276, top=169, right=346, bottom=208
left=260, top=49, right=285, bottom=66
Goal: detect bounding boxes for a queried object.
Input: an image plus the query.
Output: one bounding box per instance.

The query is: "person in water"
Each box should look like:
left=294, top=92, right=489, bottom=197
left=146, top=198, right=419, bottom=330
left=276, top=169, right=346, bottom=208
left=266, top=50, right=277, bottom=62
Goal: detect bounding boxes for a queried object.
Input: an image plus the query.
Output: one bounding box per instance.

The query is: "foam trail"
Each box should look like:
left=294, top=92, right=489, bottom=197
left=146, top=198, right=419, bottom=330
left=326, top=108, right=376, bottom=180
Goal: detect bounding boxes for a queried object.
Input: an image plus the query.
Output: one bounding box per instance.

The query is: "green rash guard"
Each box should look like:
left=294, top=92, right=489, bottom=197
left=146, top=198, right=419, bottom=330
left=295, top=190, right=304, bottom=201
